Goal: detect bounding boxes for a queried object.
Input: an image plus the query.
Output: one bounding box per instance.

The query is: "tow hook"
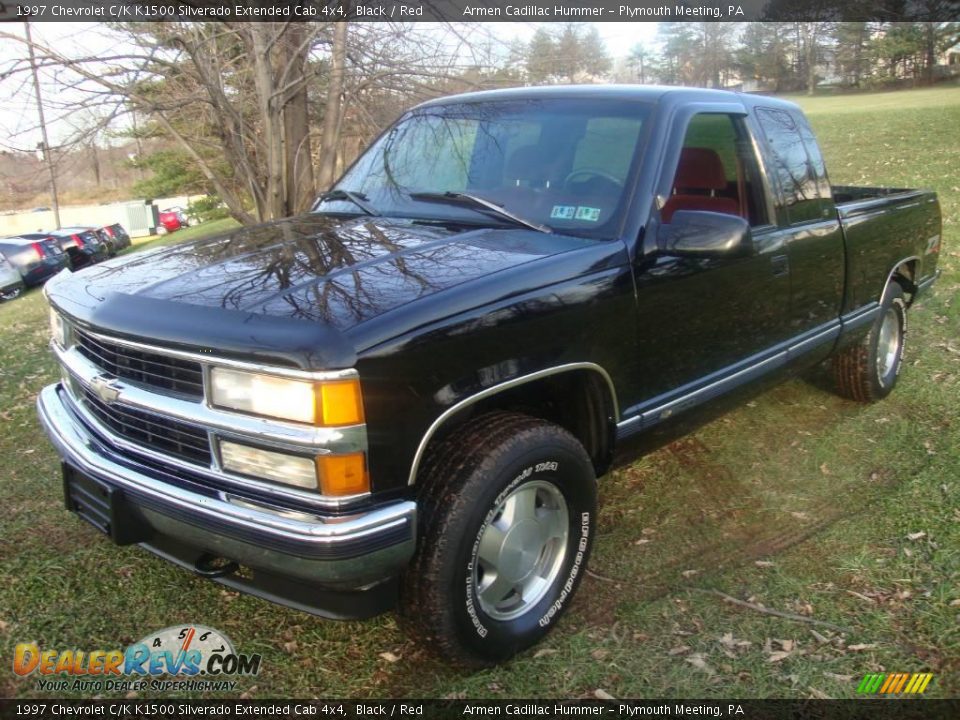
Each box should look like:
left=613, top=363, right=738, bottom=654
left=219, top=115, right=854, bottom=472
left=194, top=553, right=240, bottom=578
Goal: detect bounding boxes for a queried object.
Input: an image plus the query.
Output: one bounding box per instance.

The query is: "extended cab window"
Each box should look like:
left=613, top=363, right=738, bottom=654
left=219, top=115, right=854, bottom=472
left=662, top=113, right=769, bottom=227
left=326, top=99, right=651, bottom=239
left=755, top=107, right=828, bottom=224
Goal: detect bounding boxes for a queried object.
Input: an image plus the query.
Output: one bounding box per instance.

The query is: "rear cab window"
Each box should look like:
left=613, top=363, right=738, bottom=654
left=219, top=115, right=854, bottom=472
left=754, top=107, right=832, bottom=225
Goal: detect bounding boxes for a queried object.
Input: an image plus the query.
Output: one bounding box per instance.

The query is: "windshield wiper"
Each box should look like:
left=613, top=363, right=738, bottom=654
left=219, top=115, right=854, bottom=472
left=409, top=191, right=552, bottom=234
left=314, top=189, right=380, bottom=216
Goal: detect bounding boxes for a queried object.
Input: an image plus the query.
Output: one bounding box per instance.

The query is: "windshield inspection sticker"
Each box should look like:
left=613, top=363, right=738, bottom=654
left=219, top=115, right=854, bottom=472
left=575, top=206, right=602, bottom=222
left=550, top=205, right=576, bottom=220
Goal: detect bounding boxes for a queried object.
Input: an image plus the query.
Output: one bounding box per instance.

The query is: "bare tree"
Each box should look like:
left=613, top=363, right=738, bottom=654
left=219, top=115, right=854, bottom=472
left=1, top=22, right=510, bottom=224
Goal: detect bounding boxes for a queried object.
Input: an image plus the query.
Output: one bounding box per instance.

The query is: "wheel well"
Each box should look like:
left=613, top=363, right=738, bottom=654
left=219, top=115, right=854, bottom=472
left=425, top=369, right=617, bottom=478
left=890, top=259, right=918, bottom=302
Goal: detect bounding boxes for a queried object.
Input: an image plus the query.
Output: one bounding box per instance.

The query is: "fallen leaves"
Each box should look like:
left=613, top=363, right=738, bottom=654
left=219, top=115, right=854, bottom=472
left=717, top=632, right=752, bottom=651
left=847, top=643, right=877, bottom=652
left=846, top=590, right=876, bottom=604
left=810, top=629, right=830, bottom=644
left=684, top=653, right=715, bottom=676
left=823, top=672, right=854, bottom=682
left=379, top=651, right=400, bottom=663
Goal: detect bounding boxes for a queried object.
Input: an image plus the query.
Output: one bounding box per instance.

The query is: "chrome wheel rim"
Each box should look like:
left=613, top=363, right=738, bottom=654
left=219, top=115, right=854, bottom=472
left=472, top=480, right=569, bottom=621
left=876, top=308, right=901, bottom=382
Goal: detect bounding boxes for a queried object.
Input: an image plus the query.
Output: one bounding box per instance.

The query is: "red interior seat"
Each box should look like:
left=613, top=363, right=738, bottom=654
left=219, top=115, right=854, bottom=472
left=661, top=147, right=739, bottom=222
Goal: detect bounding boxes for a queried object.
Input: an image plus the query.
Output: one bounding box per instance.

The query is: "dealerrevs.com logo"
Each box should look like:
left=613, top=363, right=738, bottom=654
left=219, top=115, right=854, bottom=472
left=13, top=625, right=261, bottom=693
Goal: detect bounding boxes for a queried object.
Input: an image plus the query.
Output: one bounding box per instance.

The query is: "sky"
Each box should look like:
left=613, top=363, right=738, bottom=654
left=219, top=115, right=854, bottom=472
left=0, top=21, right=662, bottom=152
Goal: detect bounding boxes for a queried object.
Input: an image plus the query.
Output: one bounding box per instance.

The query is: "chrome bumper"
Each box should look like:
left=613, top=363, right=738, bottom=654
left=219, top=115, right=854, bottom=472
left=37, top=383, right=417, bottom=608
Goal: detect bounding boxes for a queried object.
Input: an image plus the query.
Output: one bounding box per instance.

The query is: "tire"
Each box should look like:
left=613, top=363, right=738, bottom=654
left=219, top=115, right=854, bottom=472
left=833, top=282, right=907, bottom=402
left=399, top=412, right=597, bottom=666
left=0, top=287, right=23, bottom=302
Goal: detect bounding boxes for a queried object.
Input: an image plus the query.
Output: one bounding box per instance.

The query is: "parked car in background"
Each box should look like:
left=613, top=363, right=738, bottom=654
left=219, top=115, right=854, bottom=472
left=44, top=229, right=109, bottom=269
left=0, top=236, right=69, bottom=286
left=57, top=226, right=117, bottom=258
left=158, top=207, right=189, bottom=233
left=0, top=253, right=25, bottom=302
left=95, top=228, right=116, bottom=256
left=100, top=223, right=131, bottom=252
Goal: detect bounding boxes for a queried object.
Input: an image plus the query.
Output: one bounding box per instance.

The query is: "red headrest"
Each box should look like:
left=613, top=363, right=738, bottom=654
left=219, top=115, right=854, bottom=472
left=673, top=147, right=728, bottom=192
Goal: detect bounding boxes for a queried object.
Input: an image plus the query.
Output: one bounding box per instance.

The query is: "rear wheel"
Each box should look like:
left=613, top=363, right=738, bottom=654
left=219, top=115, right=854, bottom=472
left=399, top=412, right=597, bottom=666
left=833, top=283, right=907, bottom=402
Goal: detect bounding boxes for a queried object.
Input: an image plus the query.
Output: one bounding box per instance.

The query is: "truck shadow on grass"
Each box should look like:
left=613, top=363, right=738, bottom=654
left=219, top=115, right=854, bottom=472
left=580, top=376, right=909, bottom=621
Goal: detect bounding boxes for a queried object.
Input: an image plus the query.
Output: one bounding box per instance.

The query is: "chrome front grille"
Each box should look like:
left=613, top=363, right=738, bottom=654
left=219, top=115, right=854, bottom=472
left=80, top=385, right=212, bottom=466
left=51, top=320, right=367, bottom=509
left=75, top=327, right=204, bottom=398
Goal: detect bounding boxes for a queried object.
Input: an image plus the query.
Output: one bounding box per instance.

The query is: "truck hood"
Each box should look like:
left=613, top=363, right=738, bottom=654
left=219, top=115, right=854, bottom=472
left=46, top=214, right=625, bottom=369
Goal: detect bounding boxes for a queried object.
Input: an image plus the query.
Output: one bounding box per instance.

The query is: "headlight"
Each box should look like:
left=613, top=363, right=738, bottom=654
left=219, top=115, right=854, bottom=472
left=49, top=308, right=66, bottom=347
left=220, top=441, right=317, bottom=490
left=209, top=367, right=364, bottom=426
left=219, top=440, right=369, bottom=496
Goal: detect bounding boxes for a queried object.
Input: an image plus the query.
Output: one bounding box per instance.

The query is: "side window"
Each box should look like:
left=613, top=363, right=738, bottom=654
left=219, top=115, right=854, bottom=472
left=662, top=113, right=769, bottom=227
left=755, top=108, right=825, bottom=224
left=795, top=113, right=833, bottom=209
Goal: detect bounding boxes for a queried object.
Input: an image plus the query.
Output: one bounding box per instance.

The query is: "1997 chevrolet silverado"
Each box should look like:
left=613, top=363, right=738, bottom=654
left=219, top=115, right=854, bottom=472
left=38, top=86, right=941, bottom=665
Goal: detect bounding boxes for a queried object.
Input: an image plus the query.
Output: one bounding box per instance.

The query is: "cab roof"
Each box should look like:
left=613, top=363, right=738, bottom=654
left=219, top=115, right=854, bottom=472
left=415, top=84, right=802, bottom=114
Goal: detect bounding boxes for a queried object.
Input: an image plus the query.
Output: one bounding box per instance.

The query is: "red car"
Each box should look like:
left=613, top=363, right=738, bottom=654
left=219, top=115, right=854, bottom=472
left=158, top=207, right=190, bottom=233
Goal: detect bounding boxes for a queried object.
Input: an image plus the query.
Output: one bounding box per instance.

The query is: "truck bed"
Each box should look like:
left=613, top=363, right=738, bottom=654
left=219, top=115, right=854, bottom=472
left=832, top=185, right=917, bottom=205
left=832, top=185, right=941, bottom=314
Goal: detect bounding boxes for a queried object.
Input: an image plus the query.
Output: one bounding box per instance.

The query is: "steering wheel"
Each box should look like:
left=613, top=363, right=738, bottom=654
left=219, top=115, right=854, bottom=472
left=563, top=168, right=623, bottom=190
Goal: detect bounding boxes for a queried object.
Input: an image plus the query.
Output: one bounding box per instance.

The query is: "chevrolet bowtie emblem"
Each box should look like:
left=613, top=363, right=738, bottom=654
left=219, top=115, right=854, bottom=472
left=90, top=375, right=121, bottom=405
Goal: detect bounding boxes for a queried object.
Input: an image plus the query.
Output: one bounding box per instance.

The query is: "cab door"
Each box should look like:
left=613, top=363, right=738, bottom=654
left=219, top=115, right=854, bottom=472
left=754, top=107, right=845, bottom=351
left=622, top=110, right=793, bottom=423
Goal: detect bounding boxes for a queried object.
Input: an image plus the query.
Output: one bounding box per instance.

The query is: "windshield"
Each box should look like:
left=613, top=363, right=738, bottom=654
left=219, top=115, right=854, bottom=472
left=319, top=98, right=651, bottom=239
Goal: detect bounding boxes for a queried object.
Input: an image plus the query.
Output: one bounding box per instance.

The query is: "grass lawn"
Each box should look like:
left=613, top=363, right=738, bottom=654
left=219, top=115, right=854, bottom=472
left=120, top=218, right=241, bottom=256
left=1, top=86, right=958, bottom=700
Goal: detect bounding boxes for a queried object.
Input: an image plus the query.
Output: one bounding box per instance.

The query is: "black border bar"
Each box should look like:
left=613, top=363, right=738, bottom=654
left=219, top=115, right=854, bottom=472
left=4, top=0, right=960, bottom=23
left=2, top=699, right=960, bottom=720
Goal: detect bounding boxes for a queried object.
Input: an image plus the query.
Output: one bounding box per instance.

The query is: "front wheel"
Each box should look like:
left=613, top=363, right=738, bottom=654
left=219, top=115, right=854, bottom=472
left=399, top=412, right=597, bottom=666
left=833, top=282, right=907, bottom=402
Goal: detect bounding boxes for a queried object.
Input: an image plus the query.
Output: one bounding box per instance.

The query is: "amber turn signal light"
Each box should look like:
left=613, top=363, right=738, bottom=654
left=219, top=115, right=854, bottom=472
left=316, top=452, right=370, bottom=496
left=317, top=378, right=365, bottom=426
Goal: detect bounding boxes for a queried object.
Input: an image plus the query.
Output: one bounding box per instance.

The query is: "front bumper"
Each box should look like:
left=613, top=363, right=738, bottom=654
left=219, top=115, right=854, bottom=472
left=37, top=383, right=417, bottom=618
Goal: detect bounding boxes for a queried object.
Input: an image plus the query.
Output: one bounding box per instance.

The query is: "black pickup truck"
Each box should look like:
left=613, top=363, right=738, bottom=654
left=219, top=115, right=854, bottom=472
left=38, top=86, right=941, bottom=665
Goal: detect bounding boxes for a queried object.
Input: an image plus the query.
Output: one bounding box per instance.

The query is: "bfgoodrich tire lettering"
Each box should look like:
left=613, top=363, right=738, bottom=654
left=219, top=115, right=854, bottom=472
left=399, top=412, right=597, bottom=666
